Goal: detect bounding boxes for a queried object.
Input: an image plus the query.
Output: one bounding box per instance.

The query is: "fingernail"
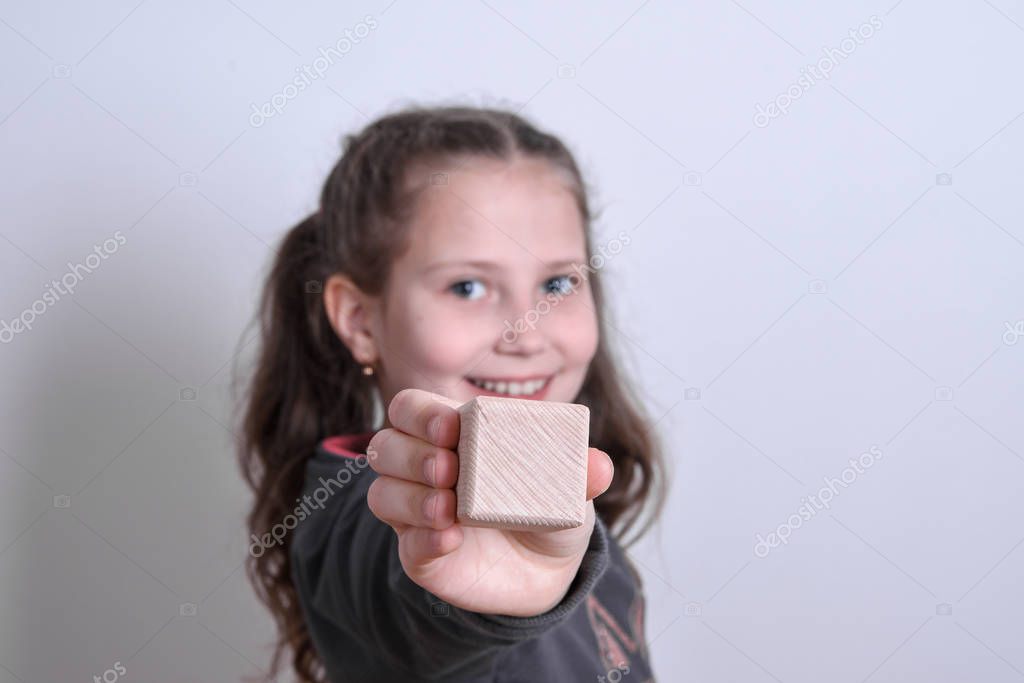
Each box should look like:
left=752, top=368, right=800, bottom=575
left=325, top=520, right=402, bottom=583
left=423, top=492, right=437, bottom=521
left=423, top=455, right=436, bottom=486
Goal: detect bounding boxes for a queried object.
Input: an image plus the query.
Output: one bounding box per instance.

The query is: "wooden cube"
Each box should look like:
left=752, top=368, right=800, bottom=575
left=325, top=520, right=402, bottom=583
left=455, top=396, right=590, bottom=531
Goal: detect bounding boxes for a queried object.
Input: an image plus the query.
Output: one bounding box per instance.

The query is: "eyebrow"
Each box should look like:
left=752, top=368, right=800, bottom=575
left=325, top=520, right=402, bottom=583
left=422, top=258, right=583, bottom=274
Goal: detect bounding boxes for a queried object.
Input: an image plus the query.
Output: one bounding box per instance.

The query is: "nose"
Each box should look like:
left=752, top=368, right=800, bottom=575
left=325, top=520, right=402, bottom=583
left=496, top=295, right=548, bottom=356
left=496, top=326, right=545, bottom=355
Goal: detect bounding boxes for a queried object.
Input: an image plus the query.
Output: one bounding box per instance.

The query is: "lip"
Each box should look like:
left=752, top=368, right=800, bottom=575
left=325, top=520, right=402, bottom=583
left=464, top=374, right=555, bottom=401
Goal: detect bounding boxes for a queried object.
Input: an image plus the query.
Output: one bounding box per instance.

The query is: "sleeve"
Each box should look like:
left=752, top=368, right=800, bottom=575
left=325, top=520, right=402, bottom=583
left=290, top=469, right=611, bottom=680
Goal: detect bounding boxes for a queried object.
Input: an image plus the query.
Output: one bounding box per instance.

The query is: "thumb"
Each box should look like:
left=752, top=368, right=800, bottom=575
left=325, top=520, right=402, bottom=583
left=585, top=448, right=614, bottom=501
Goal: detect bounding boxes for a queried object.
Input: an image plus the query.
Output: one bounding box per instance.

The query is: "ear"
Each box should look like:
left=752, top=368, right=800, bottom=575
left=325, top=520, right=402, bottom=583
left=323, top=273, right=379, bottom=366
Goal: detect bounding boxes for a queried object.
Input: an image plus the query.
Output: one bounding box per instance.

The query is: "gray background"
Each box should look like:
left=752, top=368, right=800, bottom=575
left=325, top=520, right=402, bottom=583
left=2, top=0, right=1023, bottom=681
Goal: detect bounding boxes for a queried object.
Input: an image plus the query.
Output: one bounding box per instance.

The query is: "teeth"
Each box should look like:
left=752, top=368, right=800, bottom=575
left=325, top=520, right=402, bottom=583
left=469, top=377, right=547, bottom=396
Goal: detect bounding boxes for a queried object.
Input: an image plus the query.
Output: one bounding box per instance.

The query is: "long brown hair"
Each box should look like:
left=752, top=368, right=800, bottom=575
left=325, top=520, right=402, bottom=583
left=236, top=104, right=668, bottom=683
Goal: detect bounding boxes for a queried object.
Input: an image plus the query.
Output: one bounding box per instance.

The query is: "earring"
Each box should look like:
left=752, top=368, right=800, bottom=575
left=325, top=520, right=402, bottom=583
left=362, top=364, right=374, bottom=376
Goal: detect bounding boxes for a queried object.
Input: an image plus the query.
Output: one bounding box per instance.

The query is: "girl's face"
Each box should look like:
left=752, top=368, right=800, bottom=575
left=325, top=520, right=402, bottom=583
left=372, top=156, right=599, bottom=410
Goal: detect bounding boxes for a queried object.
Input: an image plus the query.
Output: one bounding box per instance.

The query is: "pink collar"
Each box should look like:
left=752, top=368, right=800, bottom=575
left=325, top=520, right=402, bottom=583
left=321, top=432, right=376, bottom=459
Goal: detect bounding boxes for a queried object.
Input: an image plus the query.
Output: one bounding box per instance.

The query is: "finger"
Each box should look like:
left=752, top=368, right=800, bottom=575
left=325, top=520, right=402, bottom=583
left=366, top=476, right=457, bottom=530
left=585, top=448, right=614, bottom=501
left=387, top=388, right=462, bottom=449
left=397, top=525, right=464, bottom=564
left=367, top=428, right=459, bottom=488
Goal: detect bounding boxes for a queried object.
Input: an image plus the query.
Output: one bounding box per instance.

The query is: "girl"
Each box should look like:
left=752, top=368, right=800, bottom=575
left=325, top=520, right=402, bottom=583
left=238, top=105, right=667, bottom=682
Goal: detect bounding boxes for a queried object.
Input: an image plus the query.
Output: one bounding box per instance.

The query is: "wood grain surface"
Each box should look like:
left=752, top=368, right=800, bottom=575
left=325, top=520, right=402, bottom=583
left=456, top=396, right=590, bottom=531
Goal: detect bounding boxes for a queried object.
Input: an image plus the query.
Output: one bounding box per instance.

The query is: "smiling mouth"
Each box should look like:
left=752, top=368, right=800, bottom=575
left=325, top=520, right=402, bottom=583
left=465, top=374, right=553, bottom=398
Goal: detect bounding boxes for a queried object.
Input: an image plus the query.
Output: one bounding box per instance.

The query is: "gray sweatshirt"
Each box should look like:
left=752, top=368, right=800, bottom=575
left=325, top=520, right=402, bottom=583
left=288, top=433, right=656, bottom=682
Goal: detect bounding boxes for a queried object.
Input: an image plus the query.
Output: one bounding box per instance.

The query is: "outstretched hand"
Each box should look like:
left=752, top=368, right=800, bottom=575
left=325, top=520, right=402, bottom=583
left=365, top=388, right=614, bottom=617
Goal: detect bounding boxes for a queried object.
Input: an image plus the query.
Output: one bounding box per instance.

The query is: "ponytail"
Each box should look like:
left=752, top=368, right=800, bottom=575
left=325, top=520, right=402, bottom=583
left=236, top=212, right=376, bottom=683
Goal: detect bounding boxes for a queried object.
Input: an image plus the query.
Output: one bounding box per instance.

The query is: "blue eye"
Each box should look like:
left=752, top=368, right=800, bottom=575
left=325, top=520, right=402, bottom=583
left=450, top=279, right=487, bottom=300
left=545, top=274, right=578, bottom=296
